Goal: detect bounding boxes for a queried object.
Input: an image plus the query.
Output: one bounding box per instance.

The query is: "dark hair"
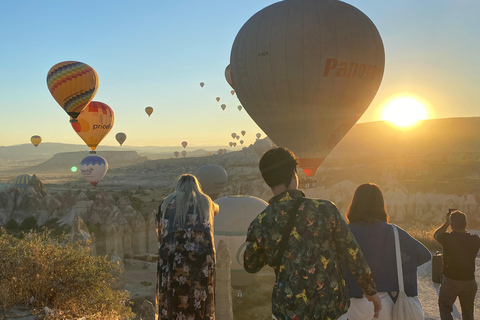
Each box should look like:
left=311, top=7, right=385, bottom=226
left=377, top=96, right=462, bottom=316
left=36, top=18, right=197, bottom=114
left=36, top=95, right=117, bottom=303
left=259, top=147, right=298, bottom=188
left=450, top=210, right=467, bottom=230
left=346, top=183, right=389, bottom=223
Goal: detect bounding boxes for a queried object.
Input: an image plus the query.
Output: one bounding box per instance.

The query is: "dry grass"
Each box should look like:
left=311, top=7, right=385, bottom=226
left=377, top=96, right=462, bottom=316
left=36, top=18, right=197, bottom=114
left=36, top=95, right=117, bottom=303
left=398, top=223, right=443, bottom=253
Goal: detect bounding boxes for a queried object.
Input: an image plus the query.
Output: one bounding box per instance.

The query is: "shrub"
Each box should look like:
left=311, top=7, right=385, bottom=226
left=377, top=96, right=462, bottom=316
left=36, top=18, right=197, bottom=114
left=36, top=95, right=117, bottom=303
left=401, top=223, right=443, bottom=252
left=0, top=228, right=134, bottom=319
left=4, top=219, right=18, bottom=230
left=19, top=216, right=37, bottom=231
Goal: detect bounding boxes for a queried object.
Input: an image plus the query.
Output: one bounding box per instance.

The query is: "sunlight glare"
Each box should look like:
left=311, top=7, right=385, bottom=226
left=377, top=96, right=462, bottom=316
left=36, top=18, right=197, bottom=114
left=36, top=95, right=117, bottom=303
left=381, top=96, right=430, bottom=127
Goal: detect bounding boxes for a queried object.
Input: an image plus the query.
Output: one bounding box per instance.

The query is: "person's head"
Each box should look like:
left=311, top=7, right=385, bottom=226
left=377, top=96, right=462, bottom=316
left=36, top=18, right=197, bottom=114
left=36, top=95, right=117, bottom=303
left=346, top=183, right=389, bottom=223
left=259, top=147, right=298, bottom=189
left=175, top=174, right=203, bottom=194
left=450, top=210, right=467, bottom=231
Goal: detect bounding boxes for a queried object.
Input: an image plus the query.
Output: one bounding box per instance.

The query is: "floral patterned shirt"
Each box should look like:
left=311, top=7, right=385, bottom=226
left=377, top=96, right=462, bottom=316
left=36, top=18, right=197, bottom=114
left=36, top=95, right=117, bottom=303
left=244, top=190, right=377, bottom=320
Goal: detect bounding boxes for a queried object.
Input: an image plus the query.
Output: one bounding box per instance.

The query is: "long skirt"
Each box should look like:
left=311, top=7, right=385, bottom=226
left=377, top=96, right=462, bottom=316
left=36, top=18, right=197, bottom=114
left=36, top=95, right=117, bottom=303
left=156, top=230, right=215, bottom=320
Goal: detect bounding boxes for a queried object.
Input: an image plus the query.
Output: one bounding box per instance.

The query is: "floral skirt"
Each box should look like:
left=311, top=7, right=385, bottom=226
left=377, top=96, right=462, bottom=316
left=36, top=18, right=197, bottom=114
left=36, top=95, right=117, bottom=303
left=156, top=230, right=215, bottom=320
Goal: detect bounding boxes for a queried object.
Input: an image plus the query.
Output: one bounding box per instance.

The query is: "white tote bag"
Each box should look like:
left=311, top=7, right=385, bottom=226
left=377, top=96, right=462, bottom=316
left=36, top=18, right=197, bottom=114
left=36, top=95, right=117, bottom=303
left=391, top=225, right=424, bottom=320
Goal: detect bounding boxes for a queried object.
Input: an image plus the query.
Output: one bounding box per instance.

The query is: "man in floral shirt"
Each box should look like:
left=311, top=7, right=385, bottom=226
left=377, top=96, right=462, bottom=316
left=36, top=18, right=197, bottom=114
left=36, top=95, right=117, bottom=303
left=244, top=147, right=381, bottom=320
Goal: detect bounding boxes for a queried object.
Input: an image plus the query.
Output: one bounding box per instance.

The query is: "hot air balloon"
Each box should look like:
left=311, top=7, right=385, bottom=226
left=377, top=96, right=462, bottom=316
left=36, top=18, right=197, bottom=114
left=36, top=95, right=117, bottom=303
left=256, top=133, right=261, bottom=139
left=145, top=106, right=153, bottom=117
left=231, top=133, right=236, bottom=139
left=47, top=61, right=99, bottom=122
left=221, top=104, right=226, bottom=111
left=233, top=142, right=237, bottom=147
left=223, top=149, right=227, bottom=154
left=216, top=97, right=220, bottom=102
left=80, top=155, right=108, bottom=187
left=225, top=65, right=234, bottom=88
left=241, top=130, right=246, bottom=136
left=174, top=151, right=180, bottom=158
left=71, top=101, right=114, bottom=153
left=181, top=141, right=188, bottom=148
left=13, top=174, right=32, bottom=191
left=181, top=150, right=187, bottom=158
left=230, top=90, right=235, bottom=95
left=194, top=164, right=228, bottom=200
left=214, top=195, right=268, bottom=288
left=240, top=140, right=244, bottom=145
left=230, top=0, right=385, bottom=177
left=200, top=82, right=205, bottom=88
left=31, top=135, right=42, bottom=148
left=237, top=105, right=242, bottom=111
left=253, top=138, right=273, bottom=156
left=115, top=132, right=126, bottom=146
left=229, top=142, right=233, bottom=147
left=235, top=136, right=239, bottom=140
left=207, top=152, right=212, bottom=156
left=217, top=149, right=223, bottom=155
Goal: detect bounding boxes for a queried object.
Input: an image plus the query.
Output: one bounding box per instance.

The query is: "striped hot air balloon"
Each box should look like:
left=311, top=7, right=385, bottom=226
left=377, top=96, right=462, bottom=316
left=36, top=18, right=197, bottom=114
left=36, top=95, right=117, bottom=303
left=47, top=61, right=99, bottom=121
left=80, top=155, right=108, bottom=187
left=14, top=174, right=32, bottom=191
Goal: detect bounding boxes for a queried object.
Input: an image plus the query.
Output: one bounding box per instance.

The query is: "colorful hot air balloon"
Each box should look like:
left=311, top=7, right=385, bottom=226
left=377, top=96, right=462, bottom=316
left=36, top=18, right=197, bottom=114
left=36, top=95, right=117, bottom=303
left=145, top=106, right=153, bottom=117
left=231, top=133, right=236, bottom=139
left=194, top=164, right=228, bottom=200
left=230, top=90, right=235, bottom=95
left=200, top=82, right=205, bottom=88
left=256, top=133, right=261, bottom=139
left=174, top=151, right=180, bottom=158
left=181, top=141, right=188, bottom=148
left=237, top=105, right=242, bottom=111
left=241, top=130, right=246, bottom=136
left=225, top=65, right=234, bottom=89
left=221, top=104, right=226, bottom=111
left=80, top=155, right=108, bottom=187
left=71, top=101, right=114, bottom=152
left=47, top=61, right=99, bottom=121
left=14, top=174, right=32, bottom=191
left=216, top=97, right=220, bottom=102
left=115, top=132, right=126, bottom=146
left=31, top=135, right=42, bottom=148
left=230, top=0, right=385, bottom=177
left=181, top=150, right=187, bottom=158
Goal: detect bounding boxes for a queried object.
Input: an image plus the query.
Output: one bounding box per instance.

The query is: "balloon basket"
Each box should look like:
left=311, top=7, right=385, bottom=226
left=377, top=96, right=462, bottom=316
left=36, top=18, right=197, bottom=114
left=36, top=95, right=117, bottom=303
left=89, top=151, right=96, bottom=154
left=70, top=119, right=78, bottom=123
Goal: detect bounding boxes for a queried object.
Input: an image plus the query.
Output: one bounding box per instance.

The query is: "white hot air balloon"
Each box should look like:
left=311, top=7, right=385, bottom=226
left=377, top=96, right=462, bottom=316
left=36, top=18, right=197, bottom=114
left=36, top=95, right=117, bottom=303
left=194, top=164, right=228, bottom=200
left=214, top=195, right=268, bottom=289
left=80, top=155, right=108, bottom=187
left=253, top=138, right=273, bottom=156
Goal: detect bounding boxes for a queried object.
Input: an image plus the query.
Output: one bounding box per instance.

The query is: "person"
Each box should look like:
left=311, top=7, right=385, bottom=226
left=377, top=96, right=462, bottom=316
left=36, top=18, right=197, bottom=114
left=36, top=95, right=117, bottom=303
left=434, top=210, right=480, bottom=320
left=155, top=174, right=219, bottom=320
left=339, top=183, right=431, bottom=320
left=243, top=147, right=382, bottom=320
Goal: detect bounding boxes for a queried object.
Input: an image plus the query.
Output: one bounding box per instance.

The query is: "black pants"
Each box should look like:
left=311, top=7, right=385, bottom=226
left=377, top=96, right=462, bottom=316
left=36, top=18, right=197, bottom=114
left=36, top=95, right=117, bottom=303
left=438, top=276, right=477, bottom=320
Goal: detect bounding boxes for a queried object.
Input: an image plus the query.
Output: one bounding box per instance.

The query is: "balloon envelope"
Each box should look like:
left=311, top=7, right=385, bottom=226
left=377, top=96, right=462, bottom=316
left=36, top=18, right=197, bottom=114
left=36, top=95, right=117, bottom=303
left=225, top=65, right=234, bottom=88
left=14, top=174, right=32, bottom=191
left=80, top=155, right=108, bottom=187
left=47, top=61, right=99, bottom=120
left=253, top=138, right=273, bottom=156
left=174, top=151, right=180, bottom=158
left=217, top=149, right=223, bottom=155
left=230, top=0, right=385, bottom=177
left=240, top=140, right=244, bottom=145
left=194, top=164, right=228, bottom=200
left=216, top=97, right=221, bottom=102
left=241, top=130, right=246, bottom=136
left=31, top=135, right=42, bottom=147
left=237, top=105, right=242, bottom=111
left=145, top=106, right=153, bottom=117
left=231, top=90, right=235, bottom=95
left=231, top=133, right=236, bottom=139
left=256, top=133, right=261, bottom=139
left=214, top=195, right=268, bottom=288
left=200, top=82, right=205, bottom=87
left=181, top=141, right=188, bottom=148
left=181, top=150, right=187, bottom=157
left=115, top=132, right=126, bottom=146
left=71, top=101, right=114, bottom=152
left=221, top=104, right=226, bottom=111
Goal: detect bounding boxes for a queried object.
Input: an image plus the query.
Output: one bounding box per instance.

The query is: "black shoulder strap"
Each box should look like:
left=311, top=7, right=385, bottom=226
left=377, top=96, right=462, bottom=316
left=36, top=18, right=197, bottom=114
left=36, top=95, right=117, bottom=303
left=274, top=197, right=304, bottom=267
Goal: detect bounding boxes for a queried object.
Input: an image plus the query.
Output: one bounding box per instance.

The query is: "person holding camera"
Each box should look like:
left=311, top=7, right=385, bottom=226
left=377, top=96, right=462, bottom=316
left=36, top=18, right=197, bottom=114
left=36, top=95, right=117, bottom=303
left=243, top=147, right=381, bottom=320
left=434, top=210, right=480, bottom=320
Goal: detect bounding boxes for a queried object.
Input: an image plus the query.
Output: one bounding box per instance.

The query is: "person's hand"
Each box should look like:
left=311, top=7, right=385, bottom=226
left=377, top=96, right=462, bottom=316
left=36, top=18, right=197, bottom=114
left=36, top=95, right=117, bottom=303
left=365, top=293, right=382, bottom=318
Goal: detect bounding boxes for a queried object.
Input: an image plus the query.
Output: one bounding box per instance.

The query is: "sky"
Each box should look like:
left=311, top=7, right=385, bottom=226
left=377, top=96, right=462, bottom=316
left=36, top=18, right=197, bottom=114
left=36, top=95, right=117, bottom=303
left=0, top=0, right=478, bottom=148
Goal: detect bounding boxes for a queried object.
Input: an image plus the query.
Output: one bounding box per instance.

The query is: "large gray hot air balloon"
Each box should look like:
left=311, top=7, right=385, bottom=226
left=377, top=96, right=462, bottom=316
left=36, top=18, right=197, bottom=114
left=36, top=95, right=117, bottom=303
left=194, top=164, right=228, bottom=200
left=230, top=0, right=385, bottom=177
left=214, top=195, right=268, bottom=289
left=253, top=138, right=273, bottom=156
left=225, top=65, right=234, bottom=88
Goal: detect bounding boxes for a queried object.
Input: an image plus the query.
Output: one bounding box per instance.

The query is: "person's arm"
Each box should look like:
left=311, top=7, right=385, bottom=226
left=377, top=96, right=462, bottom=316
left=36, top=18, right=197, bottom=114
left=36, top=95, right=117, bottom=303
left=156, top=201, right=164, bottom=243
left=243, top=210, right=268, bottom=273
left=212, top=202, right=219, bottom=216
left=434, top=212, right=451, bottom=241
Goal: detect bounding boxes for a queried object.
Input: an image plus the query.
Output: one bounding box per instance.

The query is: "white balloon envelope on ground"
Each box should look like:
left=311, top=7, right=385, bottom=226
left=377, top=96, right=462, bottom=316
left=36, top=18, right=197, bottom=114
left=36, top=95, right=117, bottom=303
left=194, top=164, right=228, bottom=200
left=230, top=0, right=385, bottom=177
left=214, top=195, right=268, bottom=289
left=80, top=155, right=108, bottom=187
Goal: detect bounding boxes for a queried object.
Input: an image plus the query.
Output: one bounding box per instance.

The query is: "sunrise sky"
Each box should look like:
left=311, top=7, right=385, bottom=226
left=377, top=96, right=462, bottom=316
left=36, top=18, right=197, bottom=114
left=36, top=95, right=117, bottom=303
left=0, top=0, right=478, bottom=148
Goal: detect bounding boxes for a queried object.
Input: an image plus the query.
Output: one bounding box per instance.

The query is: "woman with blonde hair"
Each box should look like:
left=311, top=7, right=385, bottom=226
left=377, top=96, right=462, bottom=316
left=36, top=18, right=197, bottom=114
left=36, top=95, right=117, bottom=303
left=339, top=183, right=431, bottom=320
left=155, top=174, right=219, bottom=320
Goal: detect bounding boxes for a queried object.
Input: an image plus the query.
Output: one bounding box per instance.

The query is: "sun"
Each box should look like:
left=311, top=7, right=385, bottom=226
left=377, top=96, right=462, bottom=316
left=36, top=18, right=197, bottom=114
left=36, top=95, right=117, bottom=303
left=381, top=95, right=430, bottom=128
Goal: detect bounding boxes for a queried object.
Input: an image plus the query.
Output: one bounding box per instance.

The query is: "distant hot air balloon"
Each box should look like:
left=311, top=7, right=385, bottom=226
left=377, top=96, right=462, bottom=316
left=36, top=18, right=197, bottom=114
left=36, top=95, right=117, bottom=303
left=145, top=106, right=153, bottom=117
left=174, top=151, right=180, bottom=158
left=13, top=174, right=32, bottom=191
left=200, top=82, right=205, bottom=88
left=233, top=142, right=237, bottom=147
left=47, top=61, right=99, bottom=122
left=256, top=133, right=261, bottom=139
left=207, top=152, right=212, bottom=156
left=241, top=130, right=246, bottom=136
left=230, top=90, right=235, bottom=95
left=80, top=155, right=108, bottom=187
left=221, top=104, right=226, bottom=111
left=253, top=138, right=273, bottom=156
left=230, top=0, right=385, bottom=177
left=216, top=97, right=220, bottom=102
left=194, top=164, right=228, bottom=200
left=231, top=133, right=236, bottom=139
left=217, top=149, right=223, bottom=155
left=237, top=105, right=242, bottom=111
left=181, top=141, right=188, bottom=148
left=229, top=142, right=233, bottom=147
left=235, top=136, right=239, bottom=140
left=181, top=150, right=187, bottom=158
left=31, top=135, right=42, bottom=148
left=225, top=65, right=234, bottom=89
left=115, top=132, right=126, bottom=146
left=240, top=140, right=244, bottom=145
left=71, top=101, right=114, bottom=153
left=214, top=195, right=268, bottom=288
left=222, top=149, right=227, bottom=154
